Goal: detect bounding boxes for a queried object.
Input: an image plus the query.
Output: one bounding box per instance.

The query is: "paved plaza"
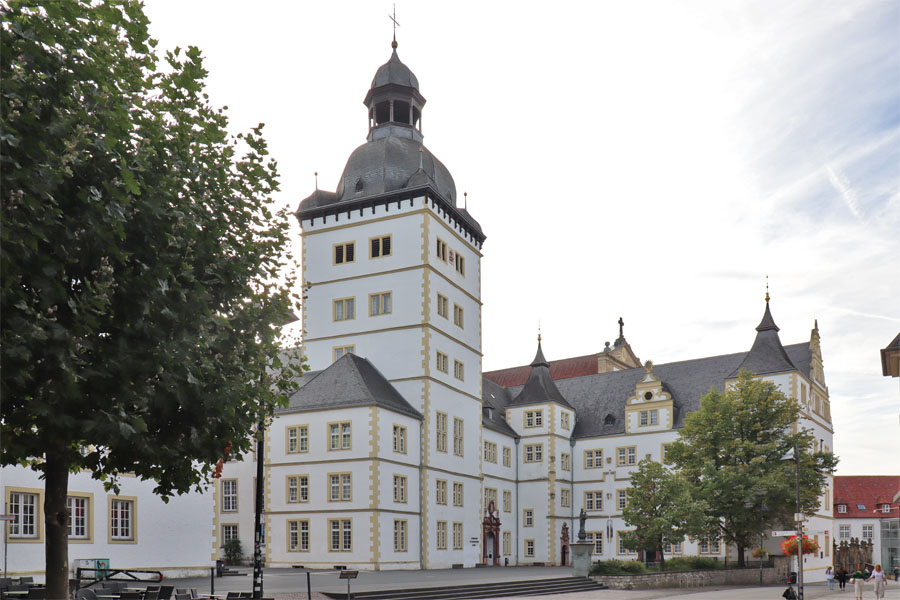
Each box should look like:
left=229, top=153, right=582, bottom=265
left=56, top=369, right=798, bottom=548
left=158, top=566, right=900, bottom=599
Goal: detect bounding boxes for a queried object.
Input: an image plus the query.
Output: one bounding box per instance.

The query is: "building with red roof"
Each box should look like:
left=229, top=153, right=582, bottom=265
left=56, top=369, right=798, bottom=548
left=833, top=475, right=900, bottom=571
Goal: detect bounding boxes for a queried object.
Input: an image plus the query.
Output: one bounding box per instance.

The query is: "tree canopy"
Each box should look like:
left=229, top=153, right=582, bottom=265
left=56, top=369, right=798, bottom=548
left=665, top=370, right=837, bottom=567
left=1, top=0, right=301, bottom=595
left=621, top=459, right=710, bottom=570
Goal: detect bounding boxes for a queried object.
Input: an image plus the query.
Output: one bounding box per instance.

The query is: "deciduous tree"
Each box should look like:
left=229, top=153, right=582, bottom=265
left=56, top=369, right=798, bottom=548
left=621, top=459, right=709, bottom=570
left=665, top=370, right=837, bottom=567
left=1, top=2, right=301, bottom=596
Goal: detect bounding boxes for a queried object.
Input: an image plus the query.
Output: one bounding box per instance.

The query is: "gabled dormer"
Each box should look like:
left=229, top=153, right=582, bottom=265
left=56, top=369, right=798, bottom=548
left=624, top=360, right=674, bottom=432
left=506, top=338, right=574, bottom=435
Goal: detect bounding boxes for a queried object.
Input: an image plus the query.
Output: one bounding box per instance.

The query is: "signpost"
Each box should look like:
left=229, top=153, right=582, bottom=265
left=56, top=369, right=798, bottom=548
left=771, top=530, right=797, bottom=537
left=338, top=570, right=358, bottom=600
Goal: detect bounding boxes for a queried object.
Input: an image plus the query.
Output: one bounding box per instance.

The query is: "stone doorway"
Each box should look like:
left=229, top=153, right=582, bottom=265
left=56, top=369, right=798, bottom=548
left=482, top=500, right=501, bottom=566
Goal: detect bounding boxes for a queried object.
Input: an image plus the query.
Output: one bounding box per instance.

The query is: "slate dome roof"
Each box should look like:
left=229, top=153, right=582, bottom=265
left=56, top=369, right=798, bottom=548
left=371, top=49, right=419, bottom=90
left=334, top=135, right=456, bottom=204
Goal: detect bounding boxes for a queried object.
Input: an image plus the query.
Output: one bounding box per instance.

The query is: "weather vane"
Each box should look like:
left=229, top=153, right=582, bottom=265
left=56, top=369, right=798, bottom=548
left=389, top=4, right=400, bottom=48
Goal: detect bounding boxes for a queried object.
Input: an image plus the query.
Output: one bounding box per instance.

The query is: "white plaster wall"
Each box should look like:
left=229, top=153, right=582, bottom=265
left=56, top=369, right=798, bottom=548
left=216, top=450, right=258, bottom=562
left=1, top=466, right=213, bottom=579
left=481, top=428, right=516, bottom=480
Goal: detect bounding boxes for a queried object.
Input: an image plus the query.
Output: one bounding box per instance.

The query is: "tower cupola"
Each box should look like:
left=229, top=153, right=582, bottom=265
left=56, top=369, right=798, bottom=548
left=363, top=46, right=426, bottom=144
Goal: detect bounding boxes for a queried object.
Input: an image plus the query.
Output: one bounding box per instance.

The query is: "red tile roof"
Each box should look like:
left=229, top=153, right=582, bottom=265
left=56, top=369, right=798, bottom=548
left=484, top=354, right=600, bottom=387
left=833, top=475, right=900, bottom=519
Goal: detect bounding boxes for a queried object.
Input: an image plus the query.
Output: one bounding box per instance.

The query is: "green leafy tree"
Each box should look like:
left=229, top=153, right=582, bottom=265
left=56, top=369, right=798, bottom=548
left=665, top=370, right=837, bottom=567
left=620, top=459, right=710, bottom=570
left=1, top=1, right=302, bottom=596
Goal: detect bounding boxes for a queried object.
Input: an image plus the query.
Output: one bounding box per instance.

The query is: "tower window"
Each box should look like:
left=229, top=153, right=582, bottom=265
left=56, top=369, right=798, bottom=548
left=413, top=106, right=421, bottom=129
left=375, top=101, right=390, bottom=125
left=394, top=100, right=411, bottom=125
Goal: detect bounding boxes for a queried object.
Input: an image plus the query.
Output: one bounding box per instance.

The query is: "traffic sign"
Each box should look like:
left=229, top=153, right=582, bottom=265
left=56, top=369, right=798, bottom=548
left=771, top=530, right=797, bottom=537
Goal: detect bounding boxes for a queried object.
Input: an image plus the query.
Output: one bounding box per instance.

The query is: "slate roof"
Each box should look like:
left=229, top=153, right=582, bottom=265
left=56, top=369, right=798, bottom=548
left=728, top=302, right=797, bottom=377
left=371, top=49, right=419, bottom=90
left=509, top=342, right=574, bottom=410
left=833, top=476, right=900, bottom=519
left=481, top=342, right=812, bottom=439
left=881, top=332, right=900, bottom=377
left=481, top=377, right=518, bottom=437
left=279, top=353, right=422, bottom=420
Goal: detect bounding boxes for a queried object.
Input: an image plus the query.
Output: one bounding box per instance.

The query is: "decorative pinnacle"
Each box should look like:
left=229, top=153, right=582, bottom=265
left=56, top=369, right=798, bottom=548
left=765, top=275, right=770, bottom=303
left=389, top=4, right=400, bottom=48
left=314, top=171, right=318, bottom=190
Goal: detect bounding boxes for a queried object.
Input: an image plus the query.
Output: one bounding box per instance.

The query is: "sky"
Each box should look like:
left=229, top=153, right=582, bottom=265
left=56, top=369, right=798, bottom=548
left=143, top=1, right=900, bottom=476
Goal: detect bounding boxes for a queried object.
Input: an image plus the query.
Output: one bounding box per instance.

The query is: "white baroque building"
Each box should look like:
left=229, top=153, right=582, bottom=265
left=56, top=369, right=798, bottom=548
left=214, top=41, right=835, bottom=574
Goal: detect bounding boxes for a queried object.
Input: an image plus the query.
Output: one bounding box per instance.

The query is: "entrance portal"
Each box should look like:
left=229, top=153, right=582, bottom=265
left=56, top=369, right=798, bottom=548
left=482, top=500, right=501, bottom=566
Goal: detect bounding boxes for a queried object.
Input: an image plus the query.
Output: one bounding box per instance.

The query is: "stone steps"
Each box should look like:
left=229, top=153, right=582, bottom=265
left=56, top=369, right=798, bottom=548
left=323, top=576, right=606, bottom=600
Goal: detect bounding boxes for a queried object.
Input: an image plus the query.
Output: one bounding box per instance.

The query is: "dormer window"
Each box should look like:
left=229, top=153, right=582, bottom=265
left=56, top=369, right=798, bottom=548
left=882, top=504, right=892, bottom=513
left=837, top=504, right=847, bottom=513
left=604, top=414, right=615, bottom=426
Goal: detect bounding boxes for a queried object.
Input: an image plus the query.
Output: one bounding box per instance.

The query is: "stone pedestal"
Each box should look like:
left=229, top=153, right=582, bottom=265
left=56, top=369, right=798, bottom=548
left=571, top=541, right=594, bottom=577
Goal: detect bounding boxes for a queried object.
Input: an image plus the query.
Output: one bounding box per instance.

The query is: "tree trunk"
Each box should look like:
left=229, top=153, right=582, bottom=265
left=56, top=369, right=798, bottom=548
left=45, top=445, right=71, bottom=600
left=737, top=544, right=746, bottom=567
left=658, top=534, right=666, bottom=571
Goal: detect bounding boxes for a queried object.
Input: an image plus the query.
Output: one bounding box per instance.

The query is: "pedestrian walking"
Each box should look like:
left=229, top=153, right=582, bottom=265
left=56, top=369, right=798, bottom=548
left=826, top=566, right=835, bottom=590
left=866, top=564, right=887, bottom=599
left=850, top=563, right=868, bottom=600
left=837, top=566, right=848, bottom=591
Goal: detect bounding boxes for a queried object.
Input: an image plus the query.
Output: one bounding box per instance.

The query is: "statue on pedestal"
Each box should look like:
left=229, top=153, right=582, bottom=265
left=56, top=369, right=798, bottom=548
left=578, top=508, right=587, bottom=541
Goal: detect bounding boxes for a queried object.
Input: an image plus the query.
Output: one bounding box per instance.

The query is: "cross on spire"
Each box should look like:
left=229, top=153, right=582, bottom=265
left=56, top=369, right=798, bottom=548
left=389, top=4, right=400, bottom=48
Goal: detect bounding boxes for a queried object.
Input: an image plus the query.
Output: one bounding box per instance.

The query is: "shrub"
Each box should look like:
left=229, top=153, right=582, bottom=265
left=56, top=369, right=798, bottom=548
left=223, top=539, right=244, bottom=565
left=620, top=560, right=648, bottom=574
left=663, top=556, right=725, bottom=571
left=590, top=559, right=648, bottom=575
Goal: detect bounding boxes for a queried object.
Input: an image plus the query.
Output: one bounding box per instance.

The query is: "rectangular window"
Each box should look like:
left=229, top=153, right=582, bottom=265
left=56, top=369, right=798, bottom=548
left=334, top=241, right=355, bottom=264
left=587, top=532, right=603, bottom=555
left=8, top=491, right=38, bottom=538
left=502, top=446, right=511, bottom=467
left=453, top=482, right=464, bottom=507
left=329, top=519, right=352, bottom=552
left=437, top=293, right=449, bottom=318
left=287, top=476, right=298, bottom=503
left=393, top=475, right=407, bottom=503
left=392, top=425, right=407, bottom=454
left=525, top=539, right=535, bottom=557
left=222, top=480, right=238, bottom=512
left=329, top=473, right=351, bottom=502
left=485, top=487, right=498, bottom=510
left=67, top=496, right=89, bottom=539
left=370, top=235, right=391, bottom=258
left=561, top=412, right=570, bottom=430
left=453, top=304, right=464, bottom=328
left=223, top=524, right=239, bottom=545
left=329, top=422, right=351, bottom=450
left=369, top=291, right=392, bottom=316
left=639, top=409, right=659, bottom=426
left=619, top=533, right=636, bottom=555
left=436, top=351, right=449, bottom=373
left=617, top=446, right=636, bottom=466
left=393, top=520, right=407, bottom=552
left=287, top=425, right=308, bottom=454
left=453, top=522, right=464, bottom=550
left=453, top=360, right=465, bottom=381
left=453, top=417, right=464, bottom=457
left=862, top=524, right=874, bottom=541
left=454, top=253, right=465, bottom=275
left=617, top=489, right=627, bottom=511
left=524, top=444, right=543, bottom=463
left=662, top=443, right=672, bottom=461
left=839, top=524, right=850, bottom=539
left=503, top=490, right=512, bottom=512
left=436, top=521, right=448, bottom=550
left=435, top=479, right=447, bottom=505
left=585, top=449, right=603, bottom=469
left=436, top=412, right=448, bottom=453
left=502, top=531, right=511, bottom=556
left=288, top=520, right=309, bottom=552
left=585, top=491, right=603, bottom=511
left=837, top=504, right=847, bottom=513
left=523, top=509, right=534, bottom=527
left=484, top=441, right=497, bottom=463
left=524, top=410, right=543, bottom=428
left=110, top=498, right=134, bottom=541
left=561, top=489, right=571, bottom=508
left=663, top=540, right=682, bottom=554
left=561, top=452, right=571, bottom=471
left=333, top=345, right=355, bottom=361
left=333, top=297, right=355, bottom=321
left=436, top=238, right=448, bottom=262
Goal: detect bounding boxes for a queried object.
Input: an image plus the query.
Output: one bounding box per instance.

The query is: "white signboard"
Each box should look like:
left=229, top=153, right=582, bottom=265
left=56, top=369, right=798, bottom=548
left=771, top=530, right=797, bottom=537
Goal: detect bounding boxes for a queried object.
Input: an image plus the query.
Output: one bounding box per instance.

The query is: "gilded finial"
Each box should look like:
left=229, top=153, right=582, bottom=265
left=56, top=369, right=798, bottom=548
left=538, top=320, right=541, bottom=343
left=765, top=275, right=770, bottom=303
left=314, top=171, right=318, bottom=190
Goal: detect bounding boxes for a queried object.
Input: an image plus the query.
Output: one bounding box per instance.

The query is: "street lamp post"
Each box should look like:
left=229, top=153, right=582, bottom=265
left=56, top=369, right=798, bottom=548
left=253, top=420, right=264, bottom=599
left=783, top=445, right=804, bottom=600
